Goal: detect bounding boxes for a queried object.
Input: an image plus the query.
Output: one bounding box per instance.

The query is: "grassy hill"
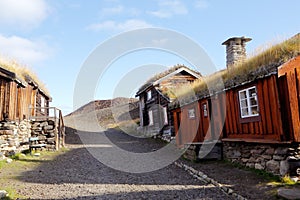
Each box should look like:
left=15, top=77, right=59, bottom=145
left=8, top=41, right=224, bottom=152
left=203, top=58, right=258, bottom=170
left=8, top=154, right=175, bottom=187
left=64, top=97, right=139, bottom=132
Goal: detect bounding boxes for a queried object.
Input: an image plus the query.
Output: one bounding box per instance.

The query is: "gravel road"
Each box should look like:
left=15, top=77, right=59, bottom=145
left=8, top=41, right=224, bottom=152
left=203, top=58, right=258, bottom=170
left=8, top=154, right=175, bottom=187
left=1, top=128, right=234, bottom=200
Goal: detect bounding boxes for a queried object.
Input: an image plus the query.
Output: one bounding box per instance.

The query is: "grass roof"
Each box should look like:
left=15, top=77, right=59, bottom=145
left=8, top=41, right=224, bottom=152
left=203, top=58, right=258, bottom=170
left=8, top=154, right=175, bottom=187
left=170, top=33, right=300, bottom=107
left=136, top=64, right=202, bottom=95
left=0, top=56, right=49, bottom=96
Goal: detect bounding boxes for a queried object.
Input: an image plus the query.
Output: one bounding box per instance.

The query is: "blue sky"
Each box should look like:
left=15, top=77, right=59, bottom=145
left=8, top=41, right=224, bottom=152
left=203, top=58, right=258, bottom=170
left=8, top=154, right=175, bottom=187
left=0, top=0, right=299, bottom=115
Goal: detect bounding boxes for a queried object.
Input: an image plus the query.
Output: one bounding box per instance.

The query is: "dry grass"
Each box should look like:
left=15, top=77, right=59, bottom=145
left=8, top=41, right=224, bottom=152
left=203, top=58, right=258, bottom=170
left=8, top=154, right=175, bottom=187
left=138, top=64, right=201, bottom=93
left=169, top=33, right=300, bottom=101
left=0, top=56, right=49, bottom=95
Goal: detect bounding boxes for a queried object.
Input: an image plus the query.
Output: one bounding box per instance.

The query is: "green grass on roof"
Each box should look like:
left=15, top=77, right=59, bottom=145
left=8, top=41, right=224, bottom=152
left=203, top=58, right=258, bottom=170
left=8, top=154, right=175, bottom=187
left=0, top=56, right=49, bottom=95
left=169, top=33, right=300, bottom=101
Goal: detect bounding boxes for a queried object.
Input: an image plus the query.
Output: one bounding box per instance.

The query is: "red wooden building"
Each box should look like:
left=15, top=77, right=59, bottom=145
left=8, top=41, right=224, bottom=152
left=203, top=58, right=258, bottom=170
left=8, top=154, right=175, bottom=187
left=170, top=34, right=300, bottom=175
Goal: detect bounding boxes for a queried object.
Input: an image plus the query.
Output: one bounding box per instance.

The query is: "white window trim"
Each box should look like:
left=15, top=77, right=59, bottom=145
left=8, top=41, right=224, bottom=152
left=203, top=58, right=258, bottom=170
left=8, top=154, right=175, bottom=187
left=238, top=86, right=259, bottom=118
left=163, top=107, right=168, bottom=125
left=147, top=90, right=152, bottom=101
left=188, top=108, right=195, bottom=119
left=148, top=110, right=153, bottom=126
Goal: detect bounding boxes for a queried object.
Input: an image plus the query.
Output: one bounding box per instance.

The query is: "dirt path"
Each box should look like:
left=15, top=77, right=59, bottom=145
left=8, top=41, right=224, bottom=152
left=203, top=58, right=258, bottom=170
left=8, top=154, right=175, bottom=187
left=0, top=129, right=234, bottom=200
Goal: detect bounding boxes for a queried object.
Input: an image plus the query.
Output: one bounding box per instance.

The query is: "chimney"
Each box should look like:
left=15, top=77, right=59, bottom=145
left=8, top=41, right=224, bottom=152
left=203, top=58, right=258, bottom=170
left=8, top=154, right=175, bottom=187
left=222, top=36, right=252, bottom=69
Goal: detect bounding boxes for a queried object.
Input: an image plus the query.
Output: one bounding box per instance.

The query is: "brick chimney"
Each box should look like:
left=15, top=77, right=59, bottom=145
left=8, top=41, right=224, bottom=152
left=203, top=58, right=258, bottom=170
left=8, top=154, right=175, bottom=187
left=222, top=36, right=252, bottom=69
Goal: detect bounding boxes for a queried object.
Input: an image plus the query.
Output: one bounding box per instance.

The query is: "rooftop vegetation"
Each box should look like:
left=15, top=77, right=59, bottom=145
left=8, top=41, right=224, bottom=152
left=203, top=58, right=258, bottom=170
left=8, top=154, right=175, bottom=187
left=169, top=33, right=300, bottom=103
left=0, top=56, right=49, bottom=95
left=137, top=64, right=202, bottom=94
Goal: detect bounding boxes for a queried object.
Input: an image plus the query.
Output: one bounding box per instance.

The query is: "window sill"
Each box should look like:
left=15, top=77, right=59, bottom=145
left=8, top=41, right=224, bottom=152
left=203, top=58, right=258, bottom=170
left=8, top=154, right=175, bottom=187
left=239, top=115, right=261, bottom=123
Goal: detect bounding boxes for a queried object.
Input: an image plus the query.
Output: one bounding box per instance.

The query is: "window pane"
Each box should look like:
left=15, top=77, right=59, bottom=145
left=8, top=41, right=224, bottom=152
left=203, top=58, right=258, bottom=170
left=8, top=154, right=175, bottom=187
left=249, top=88, right=257, bottom=97
left=239, top=91, right=247, bottom=99
left=249, top=97, right=258, bottom=106
left=242, top=108, right=249, bottom=116
left=250, top=106, right=259, bottom=115
left=240, top=99, right=248, bottom=108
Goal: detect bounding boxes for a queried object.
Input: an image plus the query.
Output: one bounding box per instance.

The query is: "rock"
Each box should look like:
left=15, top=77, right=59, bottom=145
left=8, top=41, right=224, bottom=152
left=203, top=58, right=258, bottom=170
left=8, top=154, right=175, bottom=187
left=266, top=160, right=280, bottom=173
left=275, top=148, right=288, bottom=156
left=255, top=163, right=264, bottom=170
left=6, top=158, right=13, bottom=163
left=250, top=149, right=264, bottom=155
left=228, top=150, right=241, bottom=158
left=273, top=155, right=285, bottom=161
left=280, top=160, right=289, bottom=176
left=278, top=188, right=300, bottom=200
left=265, top=148, right=275, bottom=155
left=0, top=190, right=8, bottom=198
left=34, top=152, right=41, bottom=157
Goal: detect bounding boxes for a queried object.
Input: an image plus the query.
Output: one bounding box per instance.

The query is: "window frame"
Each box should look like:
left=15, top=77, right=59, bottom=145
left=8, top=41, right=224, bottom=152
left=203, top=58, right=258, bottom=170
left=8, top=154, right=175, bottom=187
left=148, top=110, right=153, bottom=126
left=163, top=107, right=168, bottom=125
left=188, top=108, right=196, bottom=119
left=238, top=86, right=260, bottom=119
left=147, top=90, right=152, bottom=101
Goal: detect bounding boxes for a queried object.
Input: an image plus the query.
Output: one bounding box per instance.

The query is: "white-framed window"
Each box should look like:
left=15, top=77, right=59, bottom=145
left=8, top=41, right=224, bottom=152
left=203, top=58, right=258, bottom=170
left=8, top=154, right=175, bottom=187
left=41, top=96, right=45, bottom=113
left=188, top=108, right=195, bottom=119
left=163, top=107, right=168, bottom=125
left=238, top=86, right=259, bottom=118
left=148, top=110, right=153, bottom=126
left=147, top=90, right=152, bottom=100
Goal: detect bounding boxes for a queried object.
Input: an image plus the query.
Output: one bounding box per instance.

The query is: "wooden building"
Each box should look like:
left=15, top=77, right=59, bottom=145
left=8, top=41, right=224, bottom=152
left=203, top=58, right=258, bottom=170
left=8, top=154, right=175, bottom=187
left=135, top=65, right=201, bottom=138
left=0, top=66, right=51, bottom=122
left=169, top=34, right=300, bottom=175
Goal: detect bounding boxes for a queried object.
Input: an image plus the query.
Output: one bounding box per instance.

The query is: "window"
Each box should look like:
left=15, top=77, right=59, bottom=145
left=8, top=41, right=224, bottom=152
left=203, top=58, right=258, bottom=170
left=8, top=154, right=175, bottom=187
left=188, top=108, right=195, bottom=119
left=202, top=103, right=208, bottom=117
left=238, top=86, right=259, bottom=118
left=41, top=96, right=45, bottom=113
left=163, top=107, right=168, bottom=125
left=147, top=90, right=152, bottom=100
left=148, top=110, right=153, bottom=126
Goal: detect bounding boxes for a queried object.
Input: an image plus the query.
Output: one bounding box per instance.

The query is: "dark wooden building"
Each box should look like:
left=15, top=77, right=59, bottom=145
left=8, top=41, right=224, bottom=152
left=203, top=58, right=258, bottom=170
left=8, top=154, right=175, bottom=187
left=136, top=65, right=201, bottom=138
left=0, top=66, right=51, bottom=122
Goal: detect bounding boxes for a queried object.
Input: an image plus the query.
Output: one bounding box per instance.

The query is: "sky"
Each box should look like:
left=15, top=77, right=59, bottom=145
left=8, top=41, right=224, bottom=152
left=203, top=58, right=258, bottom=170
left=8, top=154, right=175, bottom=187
left=0, top=0, right=299, bottom=115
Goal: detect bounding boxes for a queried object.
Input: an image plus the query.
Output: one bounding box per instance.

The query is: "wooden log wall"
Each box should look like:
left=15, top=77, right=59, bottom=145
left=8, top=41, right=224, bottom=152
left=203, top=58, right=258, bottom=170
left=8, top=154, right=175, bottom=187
left=224, top=75, right=283, bottom=141
left=278, top=56, right=300, bottom=142
left=0, top=78, right=10, bottom=121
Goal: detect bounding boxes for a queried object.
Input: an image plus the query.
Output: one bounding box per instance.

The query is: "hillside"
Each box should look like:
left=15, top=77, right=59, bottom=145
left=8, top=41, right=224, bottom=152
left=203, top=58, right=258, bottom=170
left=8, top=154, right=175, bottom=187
left=64, top=97, right=140, bottom=131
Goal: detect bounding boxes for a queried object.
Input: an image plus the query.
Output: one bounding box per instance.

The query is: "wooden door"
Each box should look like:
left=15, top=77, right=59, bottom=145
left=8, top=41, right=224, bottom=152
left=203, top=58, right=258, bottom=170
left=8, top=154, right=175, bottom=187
left=200, top=100, right=211, bottom=141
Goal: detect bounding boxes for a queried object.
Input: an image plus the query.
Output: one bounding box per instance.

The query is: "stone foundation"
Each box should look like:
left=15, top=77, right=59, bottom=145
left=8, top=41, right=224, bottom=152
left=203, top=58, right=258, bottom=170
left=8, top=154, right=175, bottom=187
left=223, top=141, right=300, bottom=176
left=184, top=141, right=223, bottom=161
left=0, top=119, right=60, bottom=158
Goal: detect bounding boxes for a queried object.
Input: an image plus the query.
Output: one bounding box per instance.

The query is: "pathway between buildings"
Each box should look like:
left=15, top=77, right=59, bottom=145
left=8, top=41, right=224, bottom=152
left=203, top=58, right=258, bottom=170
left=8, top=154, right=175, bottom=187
left=1, top=128, right=281, bottom=199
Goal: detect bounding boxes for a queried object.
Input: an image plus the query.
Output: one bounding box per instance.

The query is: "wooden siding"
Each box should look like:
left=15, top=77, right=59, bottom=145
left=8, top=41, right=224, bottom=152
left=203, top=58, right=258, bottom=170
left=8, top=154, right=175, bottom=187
left=0, top=74, right=50, bottom=121
left=174, top=102, right=201, bottom=146
left=0, top=78, right=10, bottom=120
left=278, top=56, right=300, bottom=142
left=224, top=75, right=283, bottom=141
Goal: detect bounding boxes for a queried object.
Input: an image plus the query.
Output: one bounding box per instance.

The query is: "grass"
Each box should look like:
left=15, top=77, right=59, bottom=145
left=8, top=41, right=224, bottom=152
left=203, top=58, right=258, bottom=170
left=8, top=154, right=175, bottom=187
left=0, top=148, right=69, bottom=199
left=169, top=33, right=300, bottom=102
left=0, top=56, right=49, bottom=95
left=138, top=64, right=202, bottom=93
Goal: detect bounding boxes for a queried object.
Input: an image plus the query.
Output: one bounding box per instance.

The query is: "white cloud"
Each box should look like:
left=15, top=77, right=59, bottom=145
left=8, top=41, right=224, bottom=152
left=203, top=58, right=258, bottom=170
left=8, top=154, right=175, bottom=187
left=86, top=19, right=152, bottom=32
left=148, top=0, right=188, bottom=18
left=0, top=0, right=50, bottom=28
left=0, top=34, right=53, bottom=65
left=195, top=0, right=209, bottom=9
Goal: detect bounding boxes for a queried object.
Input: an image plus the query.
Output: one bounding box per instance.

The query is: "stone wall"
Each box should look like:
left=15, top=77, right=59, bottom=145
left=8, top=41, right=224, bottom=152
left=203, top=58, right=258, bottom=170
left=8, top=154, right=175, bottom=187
left=223, top=141, right=300, bottom=176
left=0, top=119, right=58, bottom=158
left=183, top=142, right=223, bottom=161
left=0, top=120, right=31, bottom=157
